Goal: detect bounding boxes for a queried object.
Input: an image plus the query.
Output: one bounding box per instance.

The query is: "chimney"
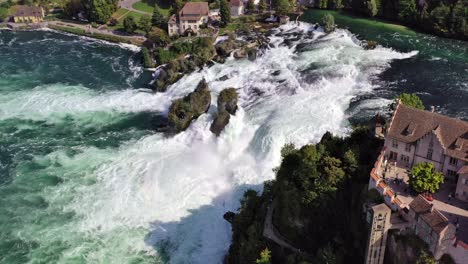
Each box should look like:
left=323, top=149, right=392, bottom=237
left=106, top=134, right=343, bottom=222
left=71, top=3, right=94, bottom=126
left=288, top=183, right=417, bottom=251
left=431, top=106, right=435, bottom=112
left=430, top=203, right=434, bottom=213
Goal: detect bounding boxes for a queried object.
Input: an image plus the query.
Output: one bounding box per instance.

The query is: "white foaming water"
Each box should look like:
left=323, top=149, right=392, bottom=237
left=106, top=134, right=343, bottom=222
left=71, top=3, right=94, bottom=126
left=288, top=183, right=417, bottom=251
left=6, top=23, right=418, bottom=263
left=0, top=84, right=171, bottom=120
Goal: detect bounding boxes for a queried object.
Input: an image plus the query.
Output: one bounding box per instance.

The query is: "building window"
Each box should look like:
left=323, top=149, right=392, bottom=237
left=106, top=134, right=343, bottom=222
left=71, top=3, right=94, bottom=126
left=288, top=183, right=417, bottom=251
left=405, top=144, right=411, bottom=152
left=447, top=170, right=458, bottom=178
left=392, top=140, right=398, bottom=148
left=449, top=157, right=458, bottom=166
left=401, top=155, right=409, bottom=163
left=427, top=149, right=433, bottom=160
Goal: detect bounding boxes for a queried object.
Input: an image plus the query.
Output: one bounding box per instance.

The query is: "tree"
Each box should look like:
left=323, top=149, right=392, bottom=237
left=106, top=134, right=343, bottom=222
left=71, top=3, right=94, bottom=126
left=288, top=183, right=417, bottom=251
left=329, top=0, right=343, bottom=9
left=0, top=7, right=8, bottom=22
left=247, top=0, right=256, bottom=12
left=366, top=0, right=378, bottom=17
left=219, top=0, right=231, bottom=26
left=316, top=245, right=338, bottom=264
left=398, top=0, right=417, bottom=24
left=147, top=27, right=170, bottom=46
left=85, top=0, right=118, bottom=24
left=152, top=4, right=165, bottom=27
left=258, top=0, right=267, bottom=12
left=139, top=16, right=152, bottom=33
left=321, top=13, right=335, bottom=33
left=256, top=248, right=271, bottom=264
left=123, top=16, right=137, bottom=33
left=409, top=162, right=444, bottom=194
left=275, top=0, right=291, bottom=16
left=171, top=0, right=184, bottom=15
left=396, top=93, right=424, bottom=109
left=415, top=250, right=436, bottom=264
left=318, top=0, right=328, bottom=9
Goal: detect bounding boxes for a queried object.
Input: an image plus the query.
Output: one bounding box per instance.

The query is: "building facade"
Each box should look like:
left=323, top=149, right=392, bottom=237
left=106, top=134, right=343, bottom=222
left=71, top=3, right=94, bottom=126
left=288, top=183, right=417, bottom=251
left=13, top=5, right=44, bottom=23
left=384, top=102, right=468, bottom=192
left=455, top=166, right=468, bottom=201
left=229, top=0, right=244, bottom=17
left=402, top=195, right=456, bottom=259
left=365, top=203, right=391, bottom=264
left=168, top=2, right=209, bottom=36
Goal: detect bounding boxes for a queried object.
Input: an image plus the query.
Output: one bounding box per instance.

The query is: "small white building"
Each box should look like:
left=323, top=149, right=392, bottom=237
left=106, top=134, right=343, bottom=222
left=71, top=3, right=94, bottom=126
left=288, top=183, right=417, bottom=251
left=229, top=0, right=244, bottom=17
left=168, top=2, right=210, bottom=36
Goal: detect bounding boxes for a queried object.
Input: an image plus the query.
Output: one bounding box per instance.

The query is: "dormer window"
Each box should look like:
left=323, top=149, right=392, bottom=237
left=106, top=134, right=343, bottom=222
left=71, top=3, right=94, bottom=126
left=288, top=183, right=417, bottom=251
left=392, top=140, right=398, bottom=148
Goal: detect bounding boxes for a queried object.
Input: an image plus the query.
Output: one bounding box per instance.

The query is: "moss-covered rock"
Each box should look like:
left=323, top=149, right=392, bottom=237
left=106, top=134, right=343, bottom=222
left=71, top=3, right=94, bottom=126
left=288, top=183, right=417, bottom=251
left=363, top=40, right=378, bottom=50
left=218, top=88, right=238, bottom=115
left=210, top=88, right=238, bottom=136
left=210, top=111, right=231, bottom=136
left=168, top=79, right=211, bottom=132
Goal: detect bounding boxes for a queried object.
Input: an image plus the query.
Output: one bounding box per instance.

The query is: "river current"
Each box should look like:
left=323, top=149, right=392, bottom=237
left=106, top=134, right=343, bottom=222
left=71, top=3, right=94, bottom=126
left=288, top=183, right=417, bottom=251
left=0, top=20, right=466, bottom=263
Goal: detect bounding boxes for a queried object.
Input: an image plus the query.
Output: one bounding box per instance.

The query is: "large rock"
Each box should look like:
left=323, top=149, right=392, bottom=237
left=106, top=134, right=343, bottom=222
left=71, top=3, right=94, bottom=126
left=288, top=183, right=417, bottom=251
left=210, top=111, right=231, bottom=136
left=168, top=79, right=211, bottom=132
left=210, top=88, right=238, bottom=136
left=217, top=88, right=238, bottom=115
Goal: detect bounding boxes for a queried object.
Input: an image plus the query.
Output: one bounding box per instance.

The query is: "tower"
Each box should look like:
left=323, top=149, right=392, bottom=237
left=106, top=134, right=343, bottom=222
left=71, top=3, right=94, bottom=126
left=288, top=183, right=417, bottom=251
left=365, top=203, right=391, bottom=264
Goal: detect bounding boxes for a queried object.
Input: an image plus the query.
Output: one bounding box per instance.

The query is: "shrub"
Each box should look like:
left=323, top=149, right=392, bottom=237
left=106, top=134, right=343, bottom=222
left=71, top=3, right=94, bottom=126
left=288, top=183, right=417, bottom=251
left=123, top=16, right=137, bottom=33
left=142, top=47, right=155, bottom=68
left=321, top=13, right=335, bottom=33
left=396, top=93, right=424, bottom=110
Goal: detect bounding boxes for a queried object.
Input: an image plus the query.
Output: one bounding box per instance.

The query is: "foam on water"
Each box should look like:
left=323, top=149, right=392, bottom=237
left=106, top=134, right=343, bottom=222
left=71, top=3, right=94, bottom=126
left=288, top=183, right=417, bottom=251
left=0, top=22, right=418, bottom=263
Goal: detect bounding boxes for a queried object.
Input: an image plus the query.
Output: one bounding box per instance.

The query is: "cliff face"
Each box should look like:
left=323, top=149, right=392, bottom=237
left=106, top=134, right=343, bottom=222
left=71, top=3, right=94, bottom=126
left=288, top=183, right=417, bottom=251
left=384, top=232, right=436, bottom=264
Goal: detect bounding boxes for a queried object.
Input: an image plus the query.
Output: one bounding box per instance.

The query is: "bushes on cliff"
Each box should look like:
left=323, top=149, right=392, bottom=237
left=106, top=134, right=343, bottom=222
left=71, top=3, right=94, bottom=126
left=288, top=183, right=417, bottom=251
left=225, top=127, right=382, bottom=263
left=224, top=190, right=268, bottom=264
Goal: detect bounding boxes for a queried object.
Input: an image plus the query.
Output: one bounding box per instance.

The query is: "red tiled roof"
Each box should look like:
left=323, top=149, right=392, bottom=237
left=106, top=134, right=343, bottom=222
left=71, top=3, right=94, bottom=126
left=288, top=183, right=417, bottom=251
left=387, top=103, right=468, bottom=161
left=458, top=166, right=468, bottom=175
left=179, top=2, right=209, bottom=21
left=409, top=195, right=449, bottom=234
left=15, top=5, right=43, bottom=17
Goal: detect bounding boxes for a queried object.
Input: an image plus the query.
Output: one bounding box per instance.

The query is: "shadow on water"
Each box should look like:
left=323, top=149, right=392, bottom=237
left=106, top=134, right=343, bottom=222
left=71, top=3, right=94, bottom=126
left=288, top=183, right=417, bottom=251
left=144, top=183, right=263, bottom=263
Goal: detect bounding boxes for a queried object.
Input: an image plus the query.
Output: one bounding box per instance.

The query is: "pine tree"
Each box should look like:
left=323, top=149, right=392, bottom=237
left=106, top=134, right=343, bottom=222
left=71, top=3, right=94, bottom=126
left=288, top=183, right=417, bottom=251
left=152, top=4, right=165, bottom=27
left=247, top=0, right=256, bottom=12
left=220, top=0, right=231, bottom=27
left=258, top=0, right=267, bottom=12
left=275, top=0, right=291, bottom=16
left=171, top=0, right=184, bottom=15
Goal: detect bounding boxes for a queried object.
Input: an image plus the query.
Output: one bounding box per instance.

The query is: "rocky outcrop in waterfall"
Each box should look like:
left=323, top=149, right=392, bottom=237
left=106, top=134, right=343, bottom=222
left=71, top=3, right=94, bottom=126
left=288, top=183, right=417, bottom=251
left=210, top=88, right=238, bottom=136
left=168, top=79, right=211, bottom=132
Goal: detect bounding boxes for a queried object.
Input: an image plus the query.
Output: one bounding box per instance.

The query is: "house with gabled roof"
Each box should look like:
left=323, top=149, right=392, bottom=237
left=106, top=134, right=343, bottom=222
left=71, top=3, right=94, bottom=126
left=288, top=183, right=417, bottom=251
left=168, top=2, right=210, bottom=36
left=403, top=195, right=456, bottom=259
left=384, top=102, right=468, bottom=200
left=13, top=5, right=44, bottom=23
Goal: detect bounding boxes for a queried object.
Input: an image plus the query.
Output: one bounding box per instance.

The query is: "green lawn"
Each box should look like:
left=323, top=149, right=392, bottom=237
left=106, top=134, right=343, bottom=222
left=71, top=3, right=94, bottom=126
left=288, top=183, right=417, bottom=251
left=112, top=8, right=130, bottom=20
left=109, top=9, right=150, bottom=34
left=132, top=0, right=170, bottom=16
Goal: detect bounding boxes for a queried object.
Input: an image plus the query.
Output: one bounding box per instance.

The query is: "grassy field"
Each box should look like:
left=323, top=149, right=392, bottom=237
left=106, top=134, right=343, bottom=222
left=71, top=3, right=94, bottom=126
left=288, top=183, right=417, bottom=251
left=109, top=8, right=150, bottom=34
left=132, top=0, right=170, bottom=16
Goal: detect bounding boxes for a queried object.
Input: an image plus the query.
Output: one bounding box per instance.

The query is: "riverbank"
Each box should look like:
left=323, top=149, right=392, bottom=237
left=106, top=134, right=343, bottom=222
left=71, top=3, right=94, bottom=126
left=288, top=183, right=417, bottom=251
left=3, top=21, right=146, bottom=45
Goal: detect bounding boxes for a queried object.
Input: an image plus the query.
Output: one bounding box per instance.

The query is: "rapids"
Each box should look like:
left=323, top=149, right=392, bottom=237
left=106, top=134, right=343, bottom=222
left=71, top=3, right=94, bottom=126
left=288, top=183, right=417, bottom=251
left=0, top=21, right=463, bottom=263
